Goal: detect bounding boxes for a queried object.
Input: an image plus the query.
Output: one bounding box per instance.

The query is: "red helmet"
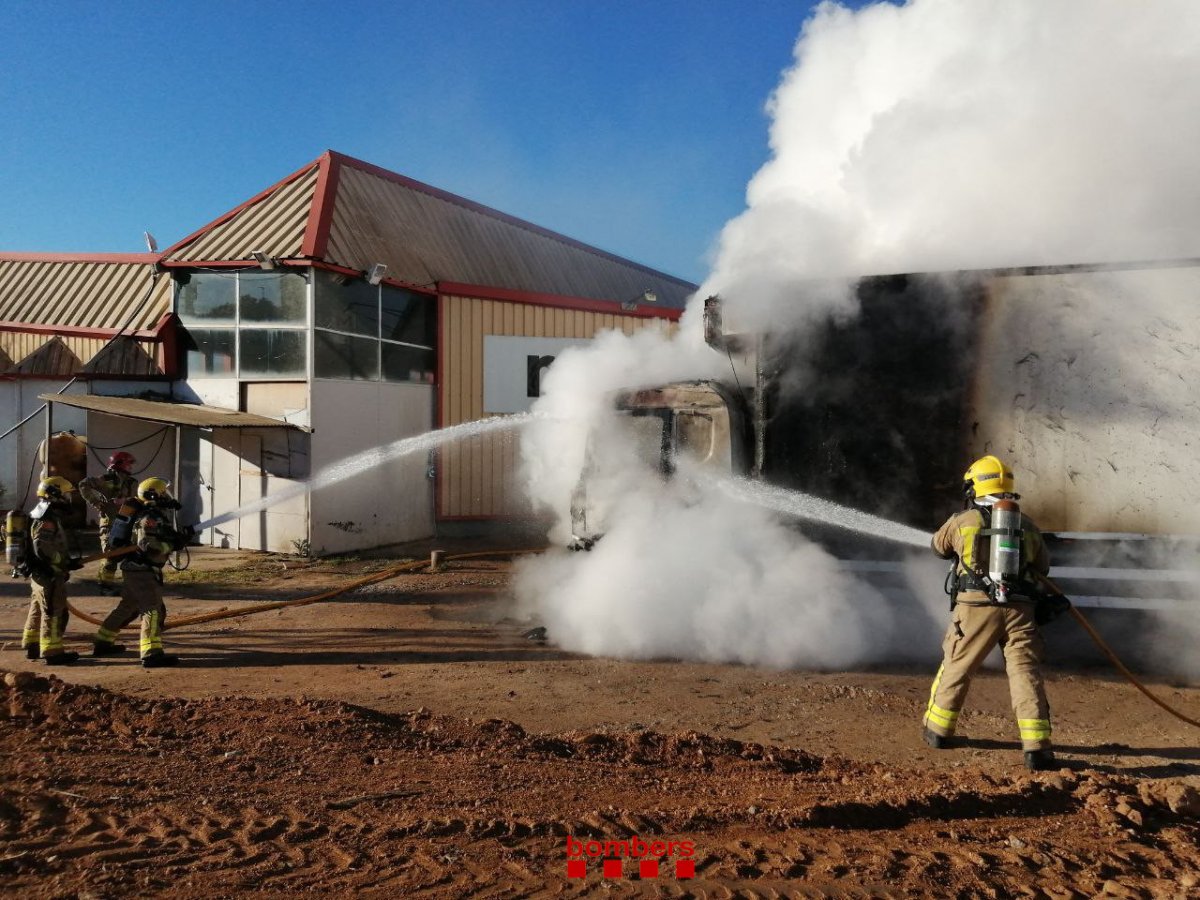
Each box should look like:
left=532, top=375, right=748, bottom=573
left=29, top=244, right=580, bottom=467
left=108, top=451, right=136, bottom=472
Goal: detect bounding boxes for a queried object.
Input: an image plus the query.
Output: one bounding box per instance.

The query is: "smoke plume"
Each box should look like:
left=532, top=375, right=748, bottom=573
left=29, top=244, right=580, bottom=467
left=515, top=0, right=1200, bottom=672
left=702, top=0, right=1200, bottom=334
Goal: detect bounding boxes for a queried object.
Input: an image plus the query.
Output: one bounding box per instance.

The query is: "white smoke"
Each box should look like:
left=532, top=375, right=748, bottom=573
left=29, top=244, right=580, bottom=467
left=703, top=0, right=1200, bottom=333
left=514, top=450, right=947, bottom=668
left=514, top=0, right=1200, bottom=671
left=519, top=323, right=724, bottom=543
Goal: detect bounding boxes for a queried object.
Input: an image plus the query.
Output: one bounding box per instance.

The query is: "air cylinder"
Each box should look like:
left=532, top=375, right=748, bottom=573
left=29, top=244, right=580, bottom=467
left=5, top=510, right=27, bottom=570
left=988, top=499, right=1022, bottom=599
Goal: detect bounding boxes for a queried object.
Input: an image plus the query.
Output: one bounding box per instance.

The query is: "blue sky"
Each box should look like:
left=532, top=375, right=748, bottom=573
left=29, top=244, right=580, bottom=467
left=0, top=0, right=850, bottom=284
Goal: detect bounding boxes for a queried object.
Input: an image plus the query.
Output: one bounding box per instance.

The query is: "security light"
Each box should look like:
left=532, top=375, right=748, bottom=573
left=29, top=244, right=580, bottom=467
left=250, top=250, right=276, bottom=270
left=367, top=263, right=388, bottom=286
left=621, top=289, right=658, bottom=311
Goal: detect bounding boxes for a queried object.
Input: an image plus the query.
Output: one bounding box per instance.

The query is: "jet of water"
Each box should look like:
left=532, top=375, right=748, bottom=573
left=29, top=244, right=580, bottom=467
left=192, top=413, right=536, bottom=532
left=714, top=476, right=930, bottom=548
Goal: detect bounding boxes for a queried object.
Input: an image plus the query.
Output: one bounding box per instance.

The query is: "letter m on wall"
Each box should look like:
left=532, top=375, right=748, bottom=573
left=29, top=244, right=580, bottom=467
left=527, top=355, right=555, bottom=398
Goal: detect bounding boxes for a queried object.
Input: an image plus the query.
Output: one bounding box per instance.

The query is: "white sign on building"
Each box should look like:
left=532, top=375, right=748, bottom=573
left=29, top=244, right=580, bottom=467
left=483, top=335, right=589, bottom=413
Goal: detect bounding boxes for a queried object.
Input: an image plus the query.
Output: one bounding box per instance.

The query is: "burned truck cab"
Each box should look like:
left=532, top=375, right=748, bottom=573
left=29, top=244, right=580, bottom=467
left=568, top=380, right=752, bottom=548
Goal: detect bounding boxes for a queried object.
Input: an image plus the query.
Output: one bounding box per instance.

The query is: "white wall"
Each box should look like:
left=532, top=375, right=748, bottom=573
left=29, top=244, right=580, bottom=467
left=182, top=377, right=311, bottom=554
left=309, top=380, right=434, bottom=555
left=78, top=412, right=177, bottom=526
left=0, top=380, right=88, bottom=511
left=973, top=266, right=1200, bottom=533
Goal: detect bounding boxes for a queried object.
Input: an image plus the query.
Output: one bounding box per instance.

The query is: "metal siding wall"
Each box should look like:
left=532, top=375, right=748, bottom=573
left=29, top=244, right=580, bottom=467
left=438, top=294, right=669, bottom=518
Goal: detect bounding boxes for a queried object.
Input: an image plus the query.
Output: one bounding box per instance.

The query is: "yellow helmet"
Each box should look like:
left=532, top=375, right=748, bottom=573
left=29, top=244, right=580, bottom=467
left=138, top=477, right=173, bottom=503
left=963, top=455, right=1015, bottom=500
left=36, top=475, right=76, bottom=500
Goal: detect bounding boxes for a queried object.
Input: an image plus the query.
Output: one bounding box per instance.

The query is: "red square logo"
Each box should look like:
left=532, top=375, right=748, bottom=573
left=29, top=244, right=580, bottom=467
left=603, top=859, right=623, bottom=878
left=566, top=859, right=586, bottom=879
left=639, top=859, right=659, bottom=879
left=676, top=859, right=695, bottom=879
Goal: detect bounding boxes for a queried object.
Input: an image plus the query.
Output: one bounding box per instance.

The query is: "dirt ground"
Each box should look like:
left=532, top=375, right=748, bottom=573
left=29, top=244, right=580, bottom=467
left=1, top=544, right=1198, bottom=898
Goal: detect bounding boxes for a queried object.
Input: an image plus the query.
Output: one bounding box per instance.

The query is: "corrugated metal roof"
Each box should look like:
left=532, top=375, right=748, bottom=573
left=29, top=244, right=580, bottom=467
left=160, top=151, right=696, bottom=308
left=13, top=336, right=81, bottom=376
left=164, top=165, right=320, bottom=263
left=80, top=336, right=163, bottom=376
left=40, top=393, right=307, bottom=430
left=0, top=257, right=169, bottom=330
left=324, top=157, right=696, bottom=307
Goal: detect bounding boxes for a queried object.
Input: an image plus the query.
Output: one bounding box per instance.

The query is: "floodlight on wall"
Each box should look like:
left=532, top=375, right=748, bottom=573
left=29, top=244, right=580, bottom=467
left=250, top=250, right=276, bottom=270
left=620, top=289, right=658, bottom=311
left=367, top=263, right=388, bottom=286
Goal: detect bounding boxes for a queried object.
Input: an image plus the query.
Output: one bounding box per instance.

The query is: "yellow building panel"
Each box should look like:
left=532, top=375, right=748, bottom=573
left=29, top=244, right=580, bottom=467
left=437, top=293, right=674, bottom=518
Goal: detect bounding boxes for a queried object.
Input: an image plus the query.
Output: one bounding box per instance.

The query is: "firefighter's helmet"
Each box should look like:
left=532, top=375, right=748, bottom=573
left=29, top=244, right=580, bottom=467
left=963, top=455, right=1015, bottom=500
left=108, top=451, right=135, bottom=472
left=36, top=476, right=76, bottom=501
left=138, top=477, right=172, bottom=504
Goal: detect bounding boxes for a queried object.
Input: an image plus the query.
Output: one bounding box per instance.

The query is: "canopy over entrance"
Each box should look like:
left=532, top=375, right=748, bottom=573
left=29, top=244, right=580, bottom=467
left=38, top=393, right=309, bottom=431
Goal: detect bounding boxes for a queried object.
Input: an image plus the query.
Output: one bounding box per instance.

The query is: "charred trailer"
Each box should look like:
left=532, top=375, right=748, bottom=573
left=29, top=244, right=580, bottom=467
left=568, top=380, right=752, bottom=547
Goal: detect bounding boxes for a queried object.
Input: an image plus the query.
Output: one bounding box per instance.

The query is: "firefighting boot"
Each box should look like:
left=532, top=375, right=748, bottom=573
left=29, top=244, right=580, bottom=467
left=141, top=651, right=180, bottom=669
left=922, top=727, right=954, bottom=749
left=1024, top=749, right=1056, bottom=771
left=24, top=644, right=40, bottom=660
left=43, top=650, right=81, bottom=665
left=92, top=640, right=128, bottom=657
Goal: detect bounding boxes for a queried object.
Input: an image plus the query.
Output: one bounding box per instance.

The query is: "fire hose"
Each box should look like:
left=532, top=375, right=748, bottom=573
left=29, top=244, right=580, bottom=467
left=65, top=549, right=520, bottom=631
left=62, top=550, right=1200, bottom=729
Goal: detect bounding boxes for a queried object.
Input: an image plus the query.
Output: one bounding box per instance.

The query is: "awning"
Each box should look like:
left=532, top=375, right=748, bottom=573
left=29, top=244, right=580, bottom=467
left=39, top=393, right=309, bottom=431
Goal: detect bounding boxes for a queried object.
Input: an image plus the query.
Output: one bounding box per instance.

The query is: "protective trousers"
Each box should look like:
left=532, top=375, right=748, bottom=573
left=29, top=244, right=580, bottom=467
left=24, top=575, right=70, bottom=656
left=95, top=569, right=167, bottom=658
left=98, top=518, right=120, bottom=579
left=924, top=602, right=1052, bottom=751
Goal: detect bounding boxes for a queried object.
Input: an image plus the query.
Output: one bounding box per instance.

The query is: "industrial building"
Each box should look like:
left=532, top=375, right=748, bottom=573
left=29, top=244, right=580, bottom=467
left=0, top=151, right=692, bottom=554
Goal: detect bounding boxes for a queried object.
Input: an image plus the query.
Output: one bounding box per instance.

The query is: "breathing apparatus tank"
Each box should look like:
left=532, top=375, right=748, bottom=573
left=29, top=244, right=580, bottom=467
left=108, top=497, right=145, bottom=548
left=987, top=498, right=1023, bottom=602
left=5, top=510, right=29, bottom=576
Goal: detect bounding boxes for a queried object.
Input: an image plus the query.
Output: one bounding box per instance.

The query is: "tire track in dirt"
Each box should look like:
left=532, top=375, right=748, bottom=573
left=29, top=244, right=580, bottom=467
left=3, top=669, right=1199, bottom=898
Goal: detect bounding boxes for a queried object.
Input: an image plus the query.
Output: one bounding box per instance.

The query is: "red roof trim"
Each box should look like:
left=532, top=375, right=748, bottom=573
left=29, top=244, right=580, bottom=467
left=437, top=282, right=682, bottom=320
left=303, top=151, right=341, bottom=259
left=328, top=150, right=697, bottom=290
left=0, top=252, right=158, bottom=264
left=159, top=157, right=322, bottom=260
left=0, top=320, right=163, bottom=340
left=308, top=260, right=438, bottom=295
left=157, top=259, right=299, bottom=270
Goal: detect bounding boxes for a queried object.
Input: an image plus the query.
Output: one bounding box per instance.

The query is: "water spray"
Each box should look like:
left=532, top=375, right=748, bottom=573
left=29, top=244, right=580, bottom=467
left=192, top=413, right=536, bottom=533
left=714, top=476, right=930, bottom=548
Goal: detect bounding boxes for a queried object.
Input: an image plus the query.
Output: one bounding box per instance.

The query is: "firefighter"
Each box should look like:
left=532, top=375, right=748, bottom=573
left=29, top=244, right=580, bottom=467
left=922, top=455, right=1056, bottom=771
left=78, top=451, right=138, bottom=594
left=21, top=477, right=85, bottom=664
left=92, top=477, right=188, bottom=667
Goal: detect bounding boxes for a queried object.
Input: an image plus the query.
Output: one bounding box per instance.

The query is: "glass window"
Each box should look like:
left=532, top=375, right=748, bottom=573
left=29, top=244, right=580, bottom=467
left=183, top=328, right=236, bottom=377
left=315, top=330, right=379, bottom=381
left=177, top=273, right=237, bottom=324
left=314, top=269, right=378, bottom=336
left=382, top=286, right=435, bottom=348
left=624, top=412, right=670, bottom=473
left=382, top=343, right=435, bottom=383
left=675, top=412, right=715, bottom=462
left=240, top=329, right=307, bottom=378
left=239, top=272, right=307, bottom=324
